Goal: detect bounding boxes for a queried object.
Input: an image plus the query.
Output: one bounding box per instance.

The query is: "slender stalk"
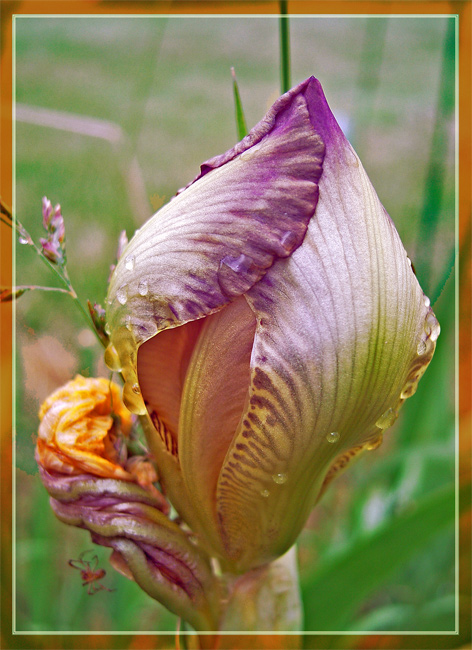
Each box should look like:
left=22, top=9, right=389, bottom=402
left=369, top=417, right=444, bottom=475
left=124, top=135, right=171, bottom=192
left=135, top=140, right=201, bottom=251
left=2, top=196, right=104, bottom=347
left=22, top=237, right=101, bottom=341
left=5, top=285, right=71, bottom=295
left=279, top=1, right=291, bottom=94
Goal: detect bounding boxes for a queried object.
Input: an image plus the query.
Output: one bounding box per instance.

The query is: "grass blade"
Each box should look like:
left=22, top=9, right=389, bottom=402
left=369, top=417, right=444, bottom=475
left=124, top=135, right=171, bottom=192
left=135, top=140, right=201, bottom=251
left=231, top=67, right=247, bottom=141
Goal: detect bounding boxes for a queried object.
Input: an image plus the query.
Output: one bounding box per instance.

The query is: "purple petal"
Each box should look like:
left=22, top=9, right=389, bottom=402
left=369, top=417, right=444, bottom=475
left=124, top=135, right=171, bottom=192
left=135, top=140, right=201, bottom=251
left=107, top=79, right=325, bottom=347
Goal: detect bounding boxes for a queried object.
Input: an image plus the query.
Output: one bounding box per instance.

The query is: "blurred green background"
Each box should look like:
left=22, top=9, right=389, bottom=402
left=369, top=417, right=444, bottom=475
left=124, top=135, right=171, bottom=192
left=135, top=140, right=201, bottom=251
left=13, top=14, right=457, bottom=639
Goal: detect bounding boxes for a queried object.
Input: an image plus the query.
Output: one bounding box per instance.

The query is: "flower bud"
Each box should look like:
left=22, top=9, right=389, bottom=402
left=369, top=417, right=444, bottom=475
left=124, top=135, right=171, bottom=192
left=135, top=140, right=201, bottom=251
left=106, top=77, right=439, bottom=572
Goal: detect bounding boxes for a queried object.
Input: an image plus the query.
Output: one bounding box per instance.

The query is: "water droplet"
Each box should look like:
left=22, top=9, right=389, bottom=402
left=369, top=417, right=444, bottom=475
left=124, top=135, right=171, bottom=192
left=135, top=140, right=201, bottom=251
left=104, top=343, right=122, bottom=372
left=131, top=383, right=140, bottom=395
left=366, top=433, right=383, bottom=451
left=424, top=296, right=431, bottom=308
left=123, top=379, right=146, bottom=415
left=272, top=473, right=287, bottom=485
left=260, top=489, right=270, bottom=498
left=105, top=323, right=111, bottom=335
left=138, top=280, right=148, bottom=296
left=417, top=339, right=427, bottom=355
left=375, top=407, right=397, bottom=430
left=18, top=236, right=29, bottom=245
left=280, top=231, right=297, bottom=250
left=326, top=431, right=340, bottom=444
left=116, top=285, right=127, bottom=305
left=407, top=256, right=412, bottom=267
left=424, top=312, right=440, bottom=342
left=221, top=253, right=252, bottom=274
left=401, top=381, right=417, bottom=400
left=125, top=255, right=135, bottom=270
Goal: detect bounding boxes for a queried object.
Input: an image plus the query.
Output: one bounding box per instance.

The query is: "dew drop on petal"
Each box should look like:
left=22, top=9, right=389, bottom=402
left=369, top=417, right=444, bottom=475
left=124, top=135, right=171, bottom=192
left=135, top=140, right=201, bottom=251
left=326, top=431, right=340, bottom=444
left=221, top=253, right=253, bottom=274
left=375, top=407, right=397, bottom=430
left=125, top=255, right=135, bottom=271
left=260, top=489, right=270, bottom=498
left=272, top=473, right=287, bottom=485
left=116, top=285, right=128, bottom=305
left=131, top=383, right=140, bottom=395
left=138, top=280, right=148, bottom=296
left=417, top=339, right=427, bottom=356
left=424, top=312, right=440, bottom=342
left=18, top=236, right=29, bottom=245
left=401, top=382, right=417, bottom=400
left=424, top=296, right=431, bottom=308
left=280, top=231, right=297, bottom=251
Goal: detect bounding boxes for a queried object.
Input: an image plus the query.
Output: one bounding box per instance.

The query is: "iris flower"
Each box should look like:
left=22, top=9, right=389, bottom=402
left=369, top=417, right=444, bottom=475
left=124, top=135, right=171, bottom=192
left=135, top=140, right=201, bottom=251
left=103, top=76, right=439, bottom=574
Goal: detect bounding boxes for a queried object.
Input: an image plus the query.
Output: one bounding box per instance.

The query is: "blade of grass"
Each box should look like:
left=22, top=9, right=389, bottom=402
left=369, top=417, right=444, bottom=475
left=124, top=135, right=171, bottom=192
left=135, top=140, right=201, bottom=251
left=301, top=481, right=465, bottom=631
left=279, top=1, right=291, bottom=93
left=231, top=67, right=247, bottom=141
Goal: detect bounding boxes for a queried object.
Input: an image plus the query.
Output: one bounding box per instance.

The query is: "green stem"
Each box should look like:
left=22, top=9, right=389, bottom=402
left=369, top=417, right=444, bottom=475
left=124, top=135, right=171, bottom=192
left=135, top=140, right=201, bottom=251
left=27, top=241, right=99, bottom=340
left=13, top=284, right=71, bottom=295
left=220, top=546, right=302, bottom=636
left=7, top=205, right=104, bottom=347
left=279, top=1, right=291, bottom=94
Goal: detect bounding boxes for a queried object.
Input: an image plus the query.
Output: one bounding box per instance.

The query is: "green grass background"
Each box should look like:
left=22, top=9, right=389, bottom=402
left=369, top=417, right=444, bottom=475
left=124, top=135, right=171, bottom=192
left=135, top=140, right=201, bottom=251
left=12, top=14, right=457, bottom=639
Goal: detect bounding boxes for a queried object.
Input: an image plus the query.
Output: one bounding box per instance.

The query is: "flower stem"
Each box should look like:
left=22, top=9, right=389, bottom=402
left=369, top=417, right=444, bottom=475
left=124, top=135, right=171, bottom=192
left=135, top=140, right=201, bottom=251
left=279, top=1, right=291, bottom=94
left=220, top=546, right=302, bottom=638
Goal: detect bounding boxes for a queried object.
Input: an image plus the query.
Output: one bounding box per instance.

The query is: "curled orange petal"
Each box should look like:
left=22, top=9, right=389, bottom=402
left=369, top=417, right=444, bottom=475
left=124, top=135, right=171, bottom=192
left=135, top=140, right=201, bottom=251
left=36, top=375, right=133, bottom=479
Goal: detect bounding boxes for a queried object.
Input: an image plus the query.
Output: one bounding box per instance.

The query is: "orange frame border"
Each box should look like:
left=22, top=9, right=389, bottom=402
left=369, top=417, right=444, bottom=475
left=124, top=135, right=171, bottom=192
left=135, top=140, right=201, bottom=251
left=1, top=2, right=470, bottom=649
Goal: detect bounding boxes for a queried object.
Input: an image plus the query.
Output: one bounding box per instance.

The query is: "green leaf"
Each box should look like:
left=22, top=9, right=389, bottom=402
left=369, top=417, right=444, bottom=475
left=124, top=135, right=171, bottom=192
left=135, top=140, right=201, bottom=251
left=231, top=67, right=247, bottom=141
left=301, top=481, right=464, bottom=631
